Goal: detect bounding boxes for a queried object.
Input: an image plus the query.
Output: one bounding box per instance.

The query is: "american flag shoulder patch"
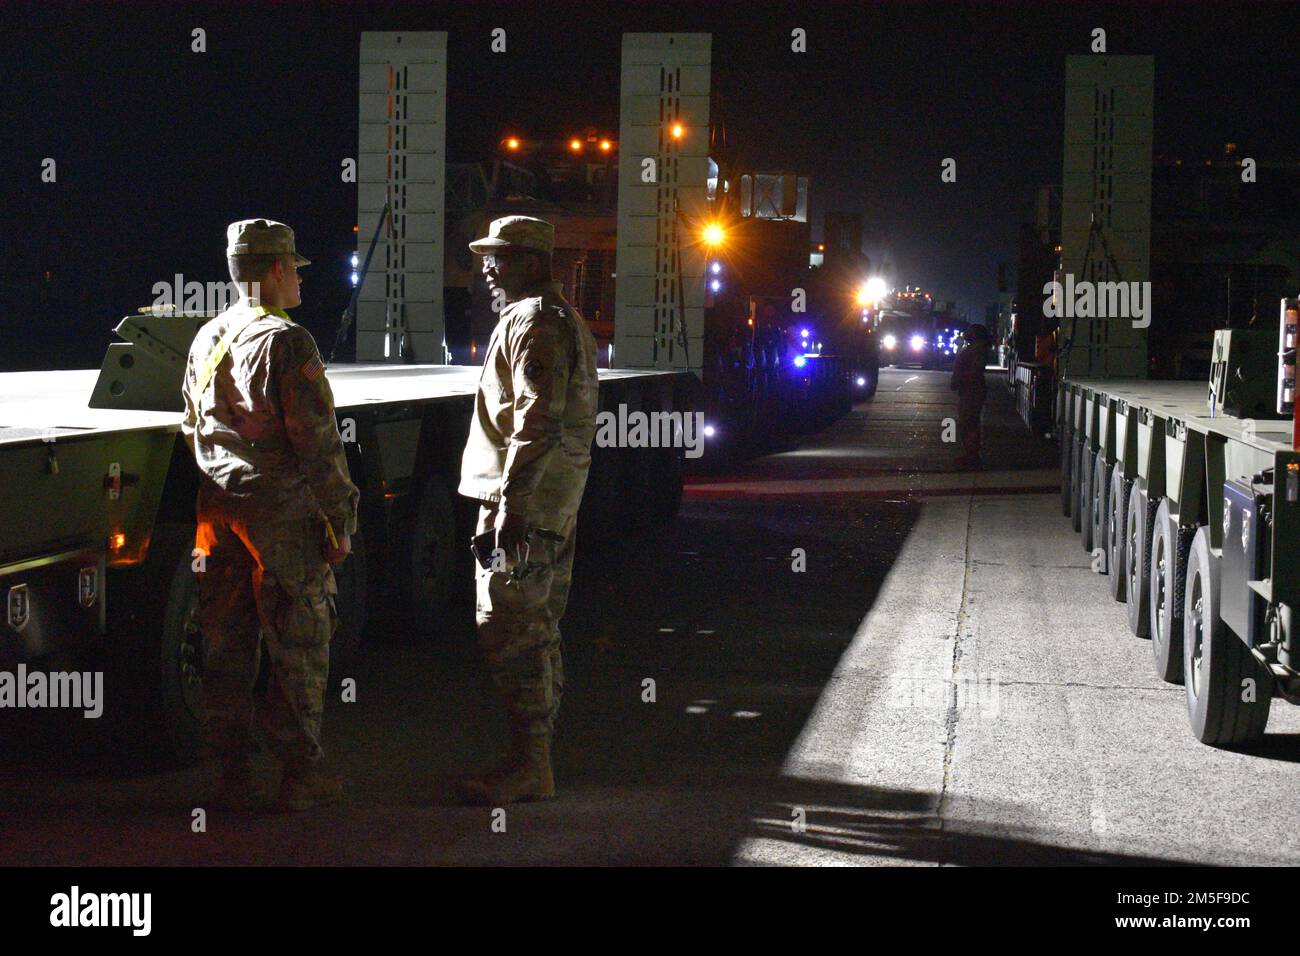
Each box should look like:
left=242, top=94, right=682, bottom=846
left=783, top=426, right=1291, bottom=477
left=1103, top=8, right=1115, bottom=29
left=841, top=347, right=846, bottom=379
left=300, top=354, right=326, bottom=381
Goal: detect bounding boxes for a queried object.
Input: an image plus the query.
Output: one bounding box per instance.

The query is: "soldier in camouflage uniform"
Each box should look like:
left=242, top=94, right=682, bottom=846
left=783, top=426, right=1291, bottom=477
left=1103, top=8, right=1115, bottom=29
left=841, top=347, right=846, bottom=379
left=181, top=219, right=359, bottom=811
left=458, top=216, right=599, bottom=804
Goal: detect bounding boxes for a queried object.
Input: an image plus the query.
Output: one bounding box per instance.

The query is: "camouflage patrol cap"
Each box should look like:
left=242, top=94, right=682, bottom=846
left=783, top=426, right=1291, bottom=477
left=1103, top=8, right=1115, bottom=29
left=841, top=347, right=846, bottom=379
left=226, top=218, right=311, bottom=267
left=468, top=215, right=554, bottom=256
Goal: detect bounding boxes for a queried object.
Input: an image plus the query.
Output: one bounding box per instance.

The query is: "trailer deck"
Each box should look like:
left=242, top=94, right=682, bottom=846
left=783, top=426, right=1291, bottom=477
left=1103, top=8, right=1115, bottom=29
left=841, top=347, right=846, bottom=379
left=1067, top=377, right=1293, bottom=454
left=0, top=365, right=687, bottom=447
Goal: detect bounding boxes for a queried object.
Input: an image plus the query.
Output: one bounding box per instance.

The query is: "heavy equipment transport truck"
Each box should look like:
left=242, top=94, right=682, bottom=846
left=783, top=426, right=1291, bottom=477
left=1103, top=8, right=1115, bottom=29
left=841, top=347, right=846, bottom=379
left=1057, top=301, right=1300, bottom=746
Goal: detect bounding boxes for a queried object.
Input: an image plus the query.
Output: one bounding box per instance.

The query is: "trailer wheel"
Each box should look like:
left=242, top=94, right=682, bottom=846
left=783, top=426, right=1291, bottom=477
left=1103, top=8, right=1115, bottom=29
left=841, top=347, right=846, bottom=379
left=108, top=522, right=202, bottom=766
left=861, top=358, right=879, bottom=398
left=1183, top=527, right=1273, bottom=746
left=1060, top=428, right=1073, bottom=518
left=1125, top=482, right=1157, bottom=638
left=1149, top=500, right=1193, bottom=684
left=1078, top=445, right=1094, bottom=549
left=1090, top=452, right=1109, bottom=569
left=1107, top=467, right=1130, bottom=602
left=1070, top=438, right=1084, bottom=532
left=397, top=476, right=457, bottom=639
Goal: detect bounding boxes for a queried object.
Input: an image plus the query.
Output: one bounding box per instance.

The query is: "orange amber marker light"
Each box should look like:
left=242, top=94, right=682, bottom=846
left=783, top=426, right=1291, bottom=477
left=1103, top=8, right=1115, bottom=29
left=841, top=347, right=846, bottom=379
left=505, top=137, right=520, bottom=151
left=600, top=140, right=612, bottom=151
left=671, top=123, right=684, bottom=139
left=569, top=138, right=583, bottom=152
left=110, top=533, right=126, bottom=551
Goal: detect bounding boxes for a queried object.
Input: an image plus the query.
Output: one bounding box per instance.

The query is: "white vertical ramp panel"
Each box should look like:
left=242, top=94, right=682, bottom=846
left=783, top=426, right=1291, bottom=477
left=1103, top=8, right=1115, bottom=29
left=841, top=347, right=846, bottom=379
left=1060, top=55, right=1153, bottom=379
left=358, top=31, right=447, bottom=363
left=615, top=33, right=711, bottom=374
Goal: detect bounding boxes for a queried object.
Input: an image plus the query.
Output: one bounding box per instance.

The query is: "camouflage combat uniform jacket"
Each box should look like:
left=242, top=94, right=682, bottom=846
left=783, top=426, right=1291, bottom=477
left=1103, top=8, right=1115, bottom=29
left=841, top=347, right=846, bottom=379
left=181, top=303, right=359, bottom=537
left=459, top=281, right=599, bottom=530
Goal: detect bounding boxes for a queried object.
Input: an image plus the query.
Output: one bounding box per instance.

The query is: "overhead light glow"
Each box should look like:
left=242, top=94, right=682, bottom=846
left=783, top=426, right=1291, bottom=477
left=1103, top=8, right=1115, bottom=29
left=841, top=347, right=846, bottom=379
left=702, top=222, right=725, bottom=246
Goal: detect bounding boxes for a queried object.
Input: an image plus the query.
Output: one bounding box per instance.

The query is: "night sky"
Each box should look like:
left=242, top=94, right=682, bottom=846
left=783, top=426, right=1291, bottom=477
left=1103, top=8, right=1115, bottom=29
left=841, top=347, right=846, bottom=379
left=2, top=0, right=1296, bottom=370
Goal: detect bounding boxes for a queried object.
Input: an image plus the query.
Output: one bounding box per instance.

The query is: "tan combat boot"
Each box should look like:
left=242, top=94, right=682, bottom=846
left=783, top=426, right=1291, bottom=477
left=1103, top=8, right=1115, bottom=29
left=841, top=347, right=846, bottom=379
left=277, top=759, right=346, bottom=812
left=459, top=730, right=555, bottom=805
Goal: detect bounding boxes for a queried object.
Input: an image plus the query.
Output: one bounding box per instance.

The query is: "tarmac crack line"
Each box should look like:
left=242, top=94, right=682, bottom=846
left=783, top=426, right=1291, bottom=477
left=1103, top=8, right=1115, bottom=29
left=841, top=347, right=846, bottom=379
left=936, top=493, right=975, bottom=861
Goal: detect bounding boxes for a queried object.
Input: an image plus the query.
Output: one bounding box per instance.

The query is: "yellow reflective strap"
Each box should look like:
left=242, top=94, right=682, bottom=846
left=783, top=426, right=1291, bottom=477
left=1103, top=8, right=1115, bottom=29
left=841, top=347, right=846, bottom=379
left=195, top=305, right=290, bottom=394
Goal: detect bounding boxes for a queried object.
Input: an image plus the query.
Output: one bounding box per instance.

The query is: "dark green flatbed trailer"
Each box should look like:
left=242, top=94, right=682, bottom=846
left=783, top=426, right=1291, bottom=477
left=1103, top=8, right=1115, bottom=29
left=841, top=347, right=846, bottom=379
left=1058, top=362, right=1299, bottom=746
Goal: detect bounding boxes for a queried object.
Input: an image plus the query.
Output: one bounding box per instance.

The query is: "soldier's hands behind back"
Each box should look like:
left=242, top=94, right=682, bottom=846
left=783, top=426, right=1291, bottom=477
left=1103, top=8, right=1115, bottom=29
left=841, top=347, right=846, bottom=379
left=324, top=532, right=351, bottom=566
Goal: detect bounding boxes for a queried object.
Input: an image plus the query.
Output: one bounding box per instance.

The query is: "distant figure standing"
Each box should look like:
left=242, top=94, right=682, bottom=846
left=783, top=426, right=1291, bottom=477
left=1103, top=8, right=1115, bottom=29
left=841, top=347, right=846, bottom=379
left=950, top=323, right=991, bottom=469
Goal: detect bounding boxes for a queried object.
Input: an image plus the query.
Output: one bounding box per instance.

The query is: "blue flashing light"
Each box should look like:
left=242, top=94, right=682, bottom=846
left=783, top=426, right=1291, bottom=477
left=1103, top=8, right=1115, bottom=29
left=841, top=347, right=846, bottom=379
left=793, top=355, right=807, bottom=368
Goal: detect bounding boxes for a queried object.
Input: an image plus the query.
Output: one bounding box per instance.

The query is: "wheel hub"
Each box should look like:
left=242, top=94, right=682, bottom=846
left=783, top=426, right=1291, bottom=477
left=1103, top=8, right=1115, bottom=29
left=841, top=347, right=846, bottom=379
left=1189, top=586, right=1205, bottom=695
left=1155, top=552, right=1167, bottom=636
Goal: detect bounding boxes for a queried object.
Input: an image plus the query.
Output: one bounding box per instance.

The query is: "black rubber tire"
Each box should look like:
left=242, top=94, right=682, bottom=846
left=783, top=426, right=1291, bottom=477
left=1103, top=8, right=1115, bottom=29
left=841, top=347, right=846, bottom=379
left=1071, top=438, right=1085, bottom=533
left=1090, top=452, right=1109, bottom=568
left=396, top=476, right=457, bottom=641
left=1125, top=482, right=1158, bottom=639
left=107, top=522, right=203, bottom=767
left=861, top=361, right=879, bottom=398
left=1108, top=467, right=1130, bottom=602
left=1183, top=527, right=1273, bottom=746
left=1060, top=428, right=1074, bottom=518
left=1149, top=499, right=1193, bottom=684
left=1079, top=446, right=1094, bottom=549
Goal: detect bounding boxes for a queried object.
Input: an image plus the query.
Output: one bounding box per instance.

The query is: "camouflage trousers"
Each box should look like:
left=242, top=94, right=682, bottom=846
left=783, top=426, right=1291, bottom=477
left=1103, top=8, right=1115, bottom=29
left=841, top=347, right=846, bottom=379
left=474, top=505, right=578, bottom=737
left=195, top=512, right=337, bottom=765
